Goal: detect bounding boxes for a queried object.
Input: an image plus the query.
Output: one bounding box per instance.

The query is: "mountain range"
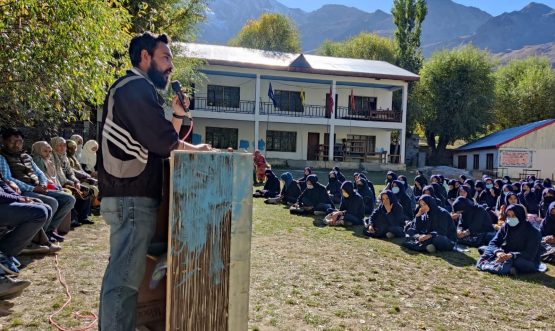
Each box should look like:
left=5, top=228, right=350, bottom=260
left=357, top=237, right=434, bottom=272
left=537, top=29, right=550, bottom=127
left=197, top=0, right=555, bottom=66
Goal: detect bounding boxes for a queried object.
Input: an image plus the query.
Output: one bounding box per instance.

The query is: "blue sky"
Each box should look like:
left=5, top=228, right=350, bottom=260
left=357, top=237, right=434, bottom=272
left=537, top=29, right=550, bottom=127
left=275, top=0, right=555, bottom=16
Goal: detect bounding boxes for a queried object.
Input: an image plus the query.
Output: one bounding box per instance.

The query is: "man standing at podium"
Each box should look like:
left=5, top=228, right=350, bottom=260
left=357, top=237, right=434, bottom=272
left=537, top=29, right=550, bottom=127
left=97, top=32, right=211, bottom=330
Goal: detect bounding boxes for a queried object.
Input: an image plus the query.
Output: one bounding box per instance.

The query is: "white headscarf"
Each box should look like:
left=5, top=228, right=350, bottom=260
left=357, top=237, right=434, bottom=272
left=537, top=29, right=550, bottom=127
left=81, top=140, right=98, bottom=173
left=70, top=134, right=84, bottom=161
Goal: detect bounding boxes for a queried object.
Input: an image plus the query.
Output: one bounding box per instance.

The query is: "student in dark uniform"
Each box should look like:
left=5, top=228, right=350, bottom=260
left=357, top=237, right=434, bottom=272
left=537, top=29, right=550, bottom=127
left=363, top=190, right=406, bottom=239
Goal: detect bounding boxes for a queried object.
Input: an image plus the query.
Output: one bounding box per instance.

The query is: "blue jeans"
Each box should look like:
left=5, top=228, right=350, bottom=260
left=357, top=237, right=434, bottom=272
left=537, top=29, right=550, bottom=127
left=0, top=202, right=50, bottom=256
left=23, top=190, right=75, bottom=232
left=99, top=197, right=160, bottom=331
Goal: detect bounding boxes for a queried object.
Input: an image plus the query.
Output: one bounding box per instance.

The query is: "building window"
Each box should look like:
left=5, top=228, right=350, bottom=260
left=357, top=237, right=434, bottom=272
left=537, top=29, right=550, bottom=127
left=349, top=96, right=377, bottom=115
left=486, top=153, right=494, bottom=170
left=473, top=154, right=480, bottom=170
left=205, top=127, right=238, bottom=149
left=207, top=85, right=240, bottom=108
left=458, top=155, right=467, bottom=169
left=345, top=134, right=376, bottom=154
left=266, top=130, right=297, bottom=152
left=275, top=90, right=303, bottom=112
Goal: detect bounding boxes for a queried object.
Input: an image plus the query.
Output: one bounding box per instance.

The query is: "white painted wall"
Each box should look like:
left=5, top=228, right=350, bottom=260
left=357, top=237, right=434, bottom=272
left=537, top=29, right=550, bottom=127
left=452, top=149, right=498, bottom=172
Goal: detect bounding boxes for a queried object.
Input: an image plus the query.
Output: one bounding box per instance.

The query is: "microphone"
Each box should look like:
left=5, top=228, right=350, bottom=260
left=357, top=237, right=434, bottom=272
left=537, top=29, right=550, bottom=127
left=171, top=80, right=188, bottom=110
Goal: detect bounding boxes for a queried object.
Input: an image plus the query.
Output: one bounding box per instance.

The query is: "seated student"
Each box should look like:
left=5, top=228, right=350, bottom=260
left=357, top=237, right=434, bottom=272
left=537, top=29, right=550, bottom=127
left=478, top=178, right=498, bottom=209
left=297, top=167, right=312, bottom=191
left=332, top=166, right=346, bottom=183
left=403, top=195, right=457, bottom=253
left=398, top=175, right=416, bottom=211
left=290, top=174, right=334, bottom=215
left=458, top=174, right=467, bottom=185
left=452, top=197, right=496, bottom=247
left=419, top=185, right=444, bottom=211
left=354, top=174, right=375, bottom=214
left=431, top=175, right=448, bottom=201
left=518, top=182, right=539, bottom=216
left=0, top=128, right=76, bottom=242
left=474, top=180, right=486, bottom=203
left=413, top=174, right=427, bottom=200
left=363, top=190, right=405, bottom=238
left=326, top=171, right=342, bottom=205
left=69, top=134, right=84, bottom=161
left=265, top=172, right=301, bottom=205
left=458, top=185, right=473, bottom=201
left=80, top=140, right=99, bottom=176
left=51, top=137, right=94, bottom=226
left=254, top=169, right=280, bottom=198
left=464, top=179, right=476, bottom=198
left=495, top=184, right=514, bottom=212
left=533, top=181, right=544, bottom=204
left=539, top=188, right=555, bottom=218
left=476, top=204, right=542, bottom=275
left=357, top=173, right=376, bottom=198
left=384, top=170, right=398, bottom=189
left=66, top=139, right=100, bottom=208
left=325, top=181, right=364, bottom=226
left=540, top=201, right=555, bottom=263
left=544, top=178, right=553, bottom=188
left=0, top=172, right=51, bottom=276
left=391, top=179, right=414, bottom=222
left=446, top=180, right=459, bottom=205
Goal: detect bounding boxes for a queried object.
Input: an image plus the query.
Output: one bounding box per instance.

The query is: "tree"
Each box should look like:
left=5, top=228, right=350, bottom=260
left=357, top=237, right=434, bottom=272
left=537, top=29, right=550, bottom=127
left=415, top=46, right=496, bottom=165
left=0, top=0, right=130, bottom=127
left=124, top=0, right=207, bottom=42
left=317, top=33, right=397, bottom=63
left=493, top=57, right=555, bottom=129
left=391, top=0, right=427, bottom=135
left=229, top=13, right=301, bottom=53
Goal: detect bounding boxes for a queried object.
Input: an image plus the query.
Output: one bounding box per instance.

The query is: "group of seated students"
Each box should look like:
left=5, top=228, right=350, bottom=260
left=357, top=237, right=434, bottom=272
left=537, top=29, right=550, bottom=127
left=255, top=167, right=555, bottom=276
left=0, top=128, right=99, bottom=299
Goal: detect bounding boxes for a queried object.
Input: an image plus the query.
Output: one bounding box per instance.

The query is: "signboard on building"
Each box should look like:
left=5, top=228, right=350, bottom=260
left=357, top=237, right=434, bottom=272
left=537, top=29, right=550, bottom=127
left=499, top=149, right=532, bottom=168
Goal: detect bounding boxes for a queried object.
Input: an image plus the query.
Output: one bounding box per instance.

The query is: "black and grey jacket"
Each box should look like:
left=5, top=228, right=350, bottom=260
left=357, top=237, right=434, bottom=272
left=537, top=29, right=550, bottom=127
left=97, top=68, right=179, bottom=199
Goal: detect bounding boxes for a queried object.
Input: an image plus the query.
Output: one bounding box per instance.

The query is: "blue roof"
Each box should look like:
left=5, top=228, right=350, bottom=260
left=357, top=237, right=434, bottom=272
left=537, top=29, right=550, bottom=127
left=456, top=119, right=555, bottom=151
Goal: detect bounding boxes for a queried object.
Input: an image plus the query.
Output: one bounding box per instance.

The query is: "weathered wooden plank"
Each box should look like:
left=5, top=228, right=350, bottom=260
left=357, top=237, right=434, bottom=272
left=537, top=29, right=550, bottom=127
left=166, top=151, right=252, bottom=331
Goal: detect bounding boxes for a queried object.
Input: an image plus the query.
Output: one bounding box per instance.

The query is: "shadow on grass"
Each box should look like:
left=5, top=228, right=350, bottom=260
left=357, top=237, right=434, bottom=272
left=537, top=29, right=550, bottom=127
left=512, top=267, right=555, bottom=289
left=0, top=301, right=15, bottom=317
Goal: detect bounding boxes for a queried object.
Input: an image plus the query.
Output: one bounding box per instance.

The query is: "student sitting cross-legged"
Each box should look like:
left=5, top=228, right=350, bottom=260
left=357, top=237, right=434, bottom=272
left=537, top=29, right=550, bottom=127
left=363, top=190, right=405, bottom=239
left=264, top=172, right=301, bottom=205
left=451, top=197, right=496, bottom=247
left=476, top=204, right=542, bottom=275
left=253, top=169, right=280, bottom=198
left=290, top=174, right=334, bottom=216
left=324, top=181, right=364, bottom=226
left=403, top=195, right=457, bottom=253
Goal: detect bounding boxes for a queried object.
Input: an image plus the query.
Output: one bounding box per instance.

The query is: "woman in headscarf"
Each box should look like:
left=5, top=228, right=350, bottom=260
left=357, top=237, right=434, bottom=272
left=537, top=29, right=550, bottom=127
left=539, top=188, right=555, bottom=218
left=297, top=167, right=312, bottom=191
left=66, top=139, right=100, bottom=207
left=413, top=174, right=427, bottom=200
left=476, top=204, right=542, bottom=275
left=478, top=177, right=497, bottom=209
left=398, top=175, right=416, bottom=211
left=254, top=169, right=280, bottom=198
left=326, top=170, right=342, bottom=205
left=452, top=197, right=496, bottom=247
left=474, top=180, right=486, bottom=203
left=540, top=201, right=555, bottom=263
left=458, top=185, right=473, bottom=201
left=403, top=195, right=457, bottom=253
left=543, top=178, right=553, bottom=188
left=31, top=141, right=62, bottom=191
left=332, top=166, right=346, bottom=183
left=384, top=171, right=398, bottom=189
left=325, top=181, right=364, bottom=226
left=495, top=184, right=514, bottom=212
left=253, top=150, right=268, bottom=184
left=291, top=174, right=334, bottom=215
left=518, top=182, right=539, bottom=216
left=51, top=137, right=93, bottom=225
left=80, top=140, right=98, bottom=175
left=446, top=180, right=459, bottom=205
left=533, top=181, right=545, bottom=205
left=391, top=179, right=414, bottom=222
left=363, top=190, right=406, bottom=238
left=69, top=134, right=84, bottom=162
left=431, top=175, right=448, bottom=202
left=464, top=179, right=476, bottom=198
left=266, top=172, right=301, bottom=205
left=354, top=174, right=375, bottom=214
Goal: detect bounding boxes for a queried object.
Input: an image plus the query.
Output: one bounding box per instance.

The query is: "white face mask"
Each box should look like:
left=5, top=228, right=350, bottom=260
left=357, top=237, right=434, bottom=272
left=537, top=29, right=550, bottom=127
left=307, top=184, right=314, bottom=190
left=392, top=187, right=400, bottom=194
left=506, top=217, right=519, bottom=227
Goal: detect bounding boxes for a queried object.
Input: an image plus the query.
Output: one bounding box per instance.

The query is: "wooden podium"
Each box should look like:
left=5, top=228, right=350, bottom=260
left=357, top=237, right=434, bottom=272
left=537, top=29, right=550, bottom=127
left=136, top=151, right=253, bottom=331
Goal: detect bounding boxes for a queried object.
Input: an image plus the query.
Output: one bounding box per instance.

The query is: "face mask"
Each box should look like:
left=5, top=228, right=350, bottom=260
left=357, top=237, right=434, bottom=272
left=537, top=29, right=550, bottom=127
left=506, top=217, right=519, bottom=227
left=342, top=191, right=349, bottom=198
left=392, top=187, right=400, bottom=194
left=503, top=180, right=508, bottom=184
left=307, top=184, right=314, bottom=190
left=486, top=184, right=493, bottom=189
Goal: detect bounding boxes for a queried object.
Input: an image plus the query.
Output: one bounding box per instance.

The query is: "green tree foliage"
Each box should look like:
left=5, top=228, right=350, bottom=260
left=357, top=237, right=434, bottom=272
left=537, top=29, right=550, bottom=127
left=0, top=0, right=130, bottom=127
left=493, top=57, right=555, bottom=129
left=124, top=0, right=207, bottom=41
left=392, top=0, right=427, bottom=74
left=415, top=46, right=496, bottom=165
left=317, top=33, right=397, bottom=63
left=229, top=13, right=301, bottom=53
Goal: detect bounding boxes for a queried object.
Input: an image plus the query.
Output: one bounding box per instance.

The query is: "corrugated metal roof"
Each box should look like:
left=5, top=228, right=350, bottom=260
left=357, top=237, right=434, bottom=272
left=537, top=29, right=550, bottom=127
left=174, top=43, right=419, bottom=81
left=456, top=119, right=555, bottom=151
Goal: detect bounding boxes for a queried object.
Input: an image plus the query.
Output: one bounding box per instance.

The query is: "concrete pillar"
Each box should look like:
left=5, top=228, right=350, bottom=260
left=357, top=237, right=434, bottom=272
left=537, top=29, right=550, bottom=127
left=329, top=80, right=336, bottom=161
left=400, top=83, right=408, bottom=164
left=254, top=74, right=260, bottom=151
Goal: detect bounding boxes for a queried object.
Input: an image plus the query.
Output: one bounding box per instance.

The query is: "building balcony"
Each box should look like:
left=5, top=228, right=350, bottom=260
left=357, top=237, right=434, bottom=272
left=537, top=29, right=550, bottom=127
left=192, top=97, right=402, bottom=123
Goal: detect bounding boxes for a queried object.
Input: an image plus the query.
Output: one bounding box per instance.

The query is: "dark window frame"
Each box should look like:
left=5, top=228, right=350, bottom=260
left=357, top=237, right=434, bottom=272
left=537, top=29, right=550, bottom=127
left=274, top=90, right=304, bottom=112
left=458, top=155, right=467, bottom=170
left=266, top=130, right=297, bottom=152
left=207, top=85, right=240, bottom=108
left=349, top=96, right=377, bottom=115
left=486, top=153, right=494, bottom=170
left=473, top=154, right=480, bottom=170
left=205, top=127, right=239, bottom=149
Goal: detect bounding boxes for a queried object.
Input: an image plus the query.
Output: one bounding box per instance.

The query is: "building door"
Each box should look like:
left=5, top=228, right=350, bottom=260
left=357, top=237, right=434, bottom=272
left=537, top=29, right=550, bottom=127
left=307, top=132, right=320, bottom=160
left=458, top=155, right=467, bottom=169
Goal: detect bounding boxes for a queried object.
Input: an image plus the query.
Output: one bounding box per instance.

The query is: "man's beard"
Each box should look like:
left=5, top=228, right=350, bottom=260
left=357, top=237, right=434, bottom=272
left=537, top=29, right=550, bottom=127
left=147, top=60, right=171, bottom=90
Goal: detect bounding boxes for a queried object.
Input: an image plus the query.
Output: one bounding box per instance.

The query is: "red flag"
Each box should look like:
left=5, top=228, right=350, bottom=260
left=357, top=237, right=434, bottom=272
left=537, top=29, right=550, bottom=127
left=350, top=89, right=356, bottom=111
left=328, top=86, right=334, bottom=113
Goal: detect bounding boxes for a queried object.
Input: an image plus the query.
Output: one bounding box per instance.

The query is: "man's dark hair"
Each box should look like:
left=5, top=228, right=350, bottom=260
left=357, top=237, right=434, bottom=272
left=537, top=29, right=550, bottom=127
left=129, top=32, right=170, bottom=67
left=1, top=127, right=24, bottom=141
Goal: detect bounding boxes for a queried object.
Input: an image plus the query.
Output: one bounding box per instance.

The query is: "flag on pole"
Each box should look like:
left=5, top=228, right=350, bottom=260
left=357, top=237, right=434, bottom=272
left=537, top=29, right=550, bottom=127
left=350, top=89, right=356, bottom=111
left=327, top=86, right=334, bottom=113
left=300, top=88, right=305, bottom=107
left=268, top=82, right=278, bottom=107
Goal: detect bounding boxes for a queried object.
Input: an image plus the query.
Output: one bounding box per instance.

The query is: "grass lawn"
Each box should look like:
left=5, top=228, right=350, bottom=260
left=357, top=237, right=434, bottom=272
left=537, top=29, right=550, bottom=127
left=1, top=183, right=555, bottom=330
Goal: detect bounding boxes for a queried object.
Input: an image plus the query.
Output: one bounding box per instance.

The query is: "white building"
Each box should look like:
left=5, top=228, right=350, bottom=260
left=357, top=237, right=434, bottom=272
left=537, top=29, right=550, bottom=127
left=453, top=119, right=555, bottom=179
left=174, top=43, right=418, bottom=167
